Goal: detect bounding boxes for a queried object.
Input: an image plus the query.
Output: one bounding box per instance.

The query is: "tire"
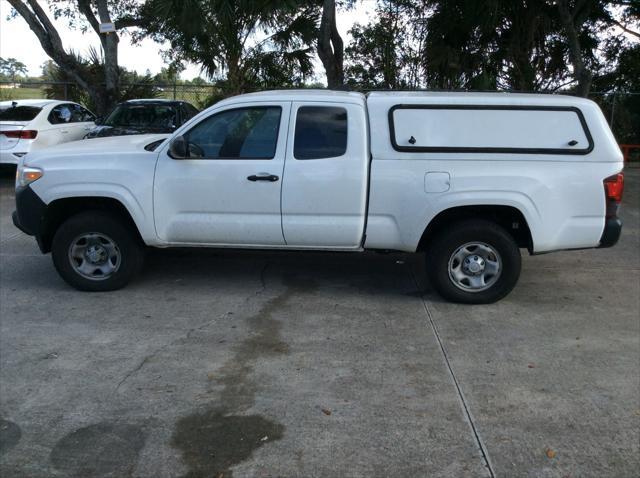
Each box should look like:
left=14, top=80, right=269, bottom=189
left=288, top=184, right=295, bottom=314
left=51, top=211, right=144, bottom=291
left=426, top=219, right=521, bottom=304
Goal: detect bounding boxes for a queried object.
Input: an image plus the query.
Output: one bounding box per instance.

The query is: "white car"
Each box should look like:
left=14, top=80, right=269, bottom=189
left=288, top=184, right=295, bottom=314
left=0, top=99, right=96, bottom=164
left=13, top=90, right=624, bottom=303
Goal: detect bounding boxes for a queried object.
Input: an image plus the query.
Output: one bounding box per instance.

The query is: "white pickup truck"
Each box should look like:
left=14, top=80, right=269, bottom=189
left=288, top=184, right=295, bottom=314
left=13, top=90, right=624, bottom=303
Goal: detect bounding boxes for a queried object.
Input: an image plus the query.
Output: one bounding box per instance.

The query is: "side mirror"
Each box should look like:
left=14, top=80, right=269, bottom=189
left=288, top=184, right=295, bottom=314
left=168, top=135, right=189, bottom=159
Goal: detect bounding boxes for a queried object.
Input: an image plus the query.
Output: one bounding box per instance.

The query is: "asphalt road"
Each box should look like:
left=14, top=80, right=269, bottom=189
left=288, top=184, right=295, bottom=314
left=1, top=166, right=638, bottom=477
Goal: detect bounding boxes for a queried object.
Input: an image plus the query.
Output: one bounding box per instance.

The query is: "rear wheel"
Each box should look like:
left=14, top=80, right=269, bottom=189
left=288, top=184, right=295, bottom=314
left=51, top=211, right=144, bottom=291
left=426, top=219, right=521, bottom=304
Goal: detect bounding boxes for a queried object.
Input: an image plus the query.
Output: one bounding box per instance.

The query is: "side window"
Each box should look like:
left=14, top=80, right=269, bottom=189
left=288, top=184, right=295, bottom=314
left=294, top=106, right=347, bottom=160
left=181, top=103, right=198, bottom=123
left=179, top=104, right=188, bottom=124
left=73, top=105, right=96, bottom=122
left=389, top=105, right=593, bottom=154
left=184, top=106, right=281, bottom=159
left=48, top=104, right=73, bottom=124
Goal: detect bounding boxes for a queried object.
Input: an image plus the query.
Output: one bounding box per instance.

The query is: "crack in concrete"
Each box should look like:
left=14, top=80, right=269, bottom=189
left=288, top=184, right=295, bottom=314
left=410, top=268, right=496, bottom=478
left=113, top=310, right=232, bottom=394
left=114, top=355, right=154, bottom=392
left=113, top=261, right=271, bottom=394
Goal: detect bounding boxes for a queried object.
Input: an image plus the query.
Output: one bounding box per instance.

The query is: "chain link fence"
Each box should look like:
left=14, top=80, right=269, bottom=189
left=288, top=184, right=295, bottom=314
left=0, top=80, right=217, bottom=109
left=1, top=80, right=638, bottom=158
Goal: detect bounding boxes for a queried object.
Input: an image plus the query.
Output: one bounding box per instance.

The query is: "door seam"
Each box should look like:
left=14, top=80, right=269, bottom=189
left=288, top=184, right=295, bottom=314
left=279, top=101, right=293, bottom=245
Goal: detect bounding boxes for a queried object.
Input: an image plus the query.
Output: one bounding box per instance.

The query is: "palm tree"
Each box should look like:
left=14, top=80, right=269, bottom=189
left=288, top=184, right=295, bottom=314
left=140, top=0, right=319, bottom=99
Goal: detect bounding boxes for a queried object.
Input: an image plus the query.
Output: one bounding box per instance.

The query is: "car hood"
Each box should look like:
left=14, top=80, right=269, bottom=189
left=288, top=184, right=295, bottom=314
left=24, top=133, right=170, bottom=165
left=86, top=125, right=175, bottom=138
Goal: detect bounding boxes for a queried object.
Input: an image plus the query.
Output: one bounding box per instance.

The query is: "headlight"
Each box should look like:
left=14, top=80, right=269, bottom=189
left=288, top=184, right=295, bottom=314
left=16, top=165, right=43, bottom=188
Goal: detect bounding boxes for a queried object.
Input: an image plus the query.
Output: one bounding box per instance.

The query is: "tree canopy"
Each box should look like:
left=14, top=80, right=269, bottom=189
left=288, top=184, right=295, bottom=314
left=6, top=0, right=639, bottom=129
left=137, top=0, right=319, bottom=101
left=344, top=0, right=639, bottom=96
left=0, top=57, right=29, bottom=82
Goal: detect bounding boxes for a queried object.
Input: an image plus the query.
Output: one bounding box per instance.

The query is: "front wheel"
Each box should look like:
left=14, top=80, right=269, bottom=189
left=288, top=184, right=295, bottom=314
left=51, top=211, right=144, bottom=291
left=426, top=220, right=521, bottom=304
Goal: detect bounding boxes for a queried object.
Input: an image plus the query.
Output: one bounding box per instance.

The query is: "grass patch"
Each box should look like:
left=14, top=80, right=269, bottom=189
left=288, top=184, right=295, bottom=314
left=0, top=87, right=48, bottom=101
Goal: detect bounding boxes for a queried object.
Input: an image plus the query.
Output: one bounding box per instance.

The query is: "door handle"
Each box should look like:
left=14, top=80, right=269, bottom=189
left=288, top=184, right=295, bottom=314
left=247, top=174, right=279, bottom=182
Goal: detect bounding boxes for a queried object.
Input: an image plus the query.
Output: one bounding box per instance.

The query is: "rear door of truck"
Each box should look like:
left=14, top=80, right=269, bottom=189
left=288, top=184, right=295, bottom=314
left=280, top=100, right=369, bottom=249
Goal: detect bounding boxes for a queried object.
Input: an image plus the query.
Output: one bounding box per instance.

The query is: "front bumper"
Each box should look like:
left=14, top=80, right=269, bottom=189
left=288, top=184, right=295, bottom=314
left=598, top=217, right=622, bottom=248
left=13, top=184, right=46, bottom=239
left=12, top=210, right=30, bottom=235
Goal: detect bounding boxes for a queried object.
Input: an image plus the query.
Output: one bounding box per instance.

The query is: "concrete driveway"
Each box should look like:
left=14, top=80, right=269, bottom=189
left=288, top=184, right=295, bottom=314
left=1, top=167, right=638, bottom=477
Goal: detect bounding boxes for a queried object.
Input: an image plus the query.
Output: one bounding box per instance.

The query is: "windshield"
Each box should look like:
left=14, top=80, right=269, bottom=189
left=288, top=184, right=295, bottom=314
left=104, top=104, right=178, bottom=131
left=0, top=105, right=42, bottom=122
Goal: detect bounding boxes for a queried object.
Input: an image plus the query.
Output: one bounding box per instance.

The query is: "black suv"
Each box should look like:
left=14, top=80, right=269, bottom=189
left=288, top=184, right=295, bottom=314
left=84, top=99, right=199, bottom=138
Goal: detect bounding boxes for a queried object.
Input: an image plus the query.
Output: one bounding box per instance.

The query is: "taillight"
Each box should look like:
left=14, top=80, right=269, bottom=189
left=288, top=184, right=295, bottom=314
left=2, top=130, right=38, bottom=140
left=604, top=173, right=624, bottom=217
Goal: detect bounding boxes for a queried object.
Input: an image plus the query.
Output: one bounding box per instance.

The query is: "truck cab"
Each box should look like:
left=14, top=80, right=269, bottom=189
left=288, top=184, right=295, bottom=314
left=153, top=91, right=369, bottom=249
left=13, top=90, right=624, bottom=303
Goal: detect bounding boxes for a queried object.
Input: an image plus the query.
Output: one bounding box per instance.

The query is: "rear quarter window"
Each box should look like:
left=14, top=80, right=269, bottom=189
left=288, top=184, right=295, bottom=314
left=0, top=106, right=42, bottom=122
left=70, top=105, right=95, bottom=122
left=389, top=105, right=593, bottom=155
left=48, top=104, right=74, bottom=124
left=294, top=106, right=348, bottom=160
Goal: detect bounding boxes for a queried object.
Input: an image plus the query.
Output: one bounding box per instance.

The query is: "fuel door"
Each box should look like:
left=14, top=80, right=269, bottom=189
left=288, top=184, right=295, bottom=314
left=424, top=172, right=451, bottom=193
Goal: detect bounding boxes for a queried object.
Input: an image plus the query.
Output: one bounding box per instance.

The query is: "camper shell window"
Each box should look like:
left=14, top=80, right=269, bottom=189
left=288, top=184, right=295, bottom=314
left=389, top=104, right=594, bottom=155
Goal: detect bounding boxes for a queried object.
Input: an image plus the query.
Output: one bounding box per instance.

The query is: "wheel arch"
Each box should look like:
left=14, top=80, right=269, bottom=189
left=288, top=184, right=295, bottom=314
left=40, top=196, right=144, bottom=253
left=417, top=205, right=534, bottom=253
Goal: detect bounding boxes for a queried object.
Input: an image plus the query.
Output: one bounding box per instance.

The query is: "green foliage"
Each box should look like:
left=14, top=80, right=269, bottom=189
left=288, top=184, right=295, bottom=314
left=46, top=0, right=144, bottom=31
left=0, top=57, right=28, bottom=82
left=592, top=44, right=640, bottom=143
left=153, top=65, right=184, bottom=85
left=186, top=77, right=209, bottom=86
left=40, top=60, right=57, bottom=81
left=43, top=49, right=160, bottom=112
left=344, top=0, right=639, bottom=95
left=345, top=1, right=424, bottom=89
left=139, top=0, right=319, bottom=97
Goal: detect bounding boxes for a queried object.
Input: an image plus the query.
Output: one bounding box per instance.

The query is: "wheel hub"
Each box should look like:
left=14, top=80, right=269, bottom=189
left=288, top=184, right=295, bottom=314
left=68, top=232, right=121, bottom=281
left=447, top=242, right=502, bottom=293
left=462, top=255, right=485, bottom=275
left=85, top=244, right=108, bottom=264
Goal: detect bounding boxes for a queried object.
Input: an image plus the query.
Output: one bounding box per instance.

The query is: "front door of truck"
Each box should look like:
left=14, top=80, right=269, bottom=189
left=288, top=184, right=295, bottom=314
left=281, top=101, right=369, bottom=248
left=153, top=102, right=289, bottom=246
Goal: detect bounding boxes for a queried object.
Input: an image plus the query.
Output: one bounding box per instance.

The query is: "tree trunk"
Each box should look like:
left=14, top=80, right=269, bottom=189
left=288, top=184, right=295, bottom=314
left=317, top=0, right=344, bottom=88
left=77, top=0, right=121, bottom=114
left=8, top=0, right=122, bottom=115
left=228, top=65, right=243, bottom=95
left=96, top=0, right=120, bottom=111
left=557, top=0, right=593, bottom=97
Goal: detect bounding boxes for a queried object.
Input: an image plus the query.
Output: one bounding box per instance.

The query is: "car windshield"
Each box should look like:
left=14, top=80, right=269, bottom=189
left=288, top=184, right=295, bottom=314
left=0, top=105, right=42, bottom=121
left=104, top=104, right=178, bottom=131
